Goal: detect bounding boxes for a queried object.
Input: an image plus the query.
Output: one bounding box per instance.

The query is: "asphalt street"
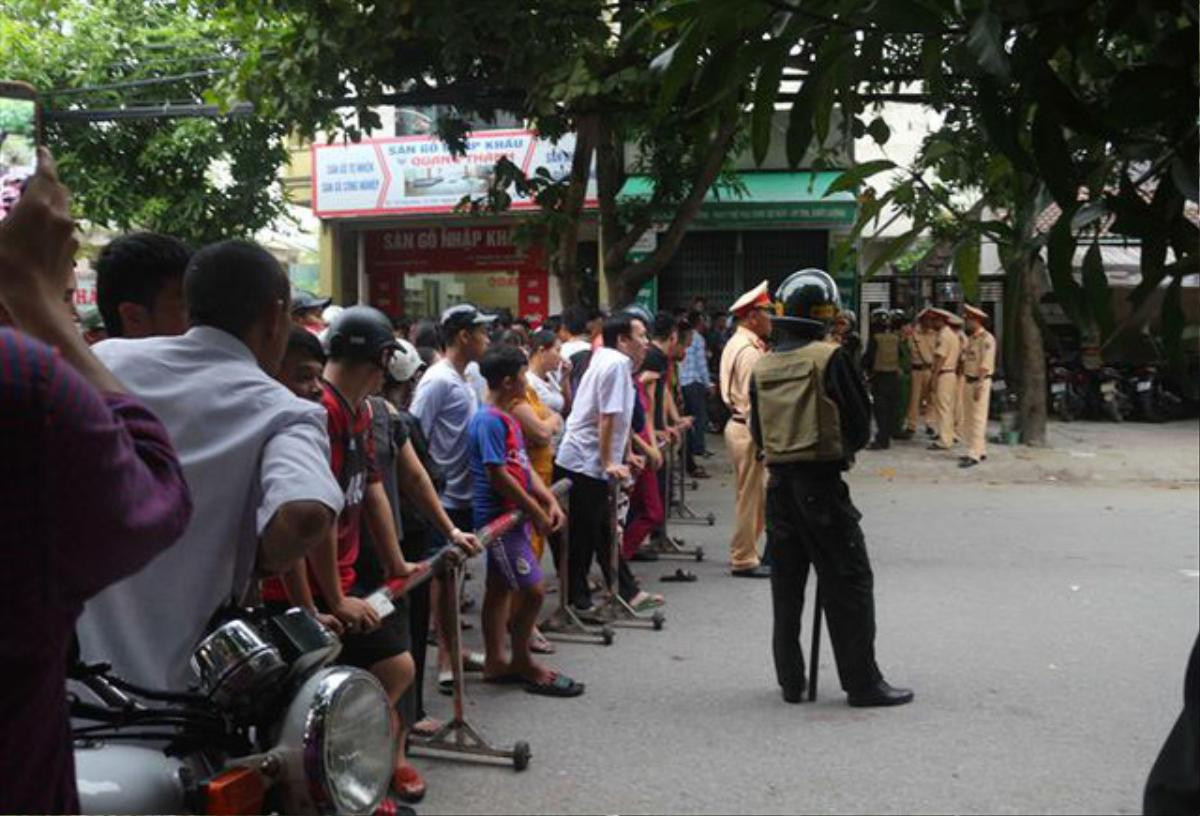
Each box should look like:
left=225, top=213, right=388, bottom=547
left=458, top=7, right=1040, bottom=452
left=414, top=422, right=1199, bottom=815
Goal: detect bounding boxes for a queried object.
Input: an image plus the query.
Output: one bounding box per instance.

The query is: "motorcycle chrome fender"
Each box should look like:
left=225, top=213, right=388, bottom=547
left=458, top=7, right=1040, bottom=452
left=76, top=743, right=192, bottom=814
left=270, top=666, right=395, bottom=816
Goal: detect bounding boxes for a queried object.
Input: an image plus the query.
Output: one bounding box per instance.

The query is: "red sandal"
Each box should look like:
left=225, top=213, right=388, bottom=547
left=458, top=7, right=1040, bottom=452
left=393, top=764, right=426, bottom=804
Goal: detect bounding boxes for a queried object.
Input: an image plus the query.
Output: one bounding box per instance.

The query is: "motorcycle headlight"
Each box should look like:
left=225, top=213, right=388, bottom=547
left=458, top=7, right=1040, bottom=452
left=275, top=666, right=394, bottom=815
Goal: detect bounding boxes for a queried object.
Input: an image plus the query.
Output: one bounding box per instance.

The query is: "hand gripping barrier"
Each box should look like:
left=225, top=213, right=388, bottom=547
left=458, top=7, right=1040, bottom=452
left=367, top=478, right=574, bottom=771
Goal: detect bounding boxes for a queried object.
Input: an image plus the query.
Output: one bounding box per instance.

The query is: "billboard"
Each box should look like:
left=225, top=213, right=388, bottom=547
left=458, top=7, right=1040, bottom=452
left=312, top=129, right=597, bottom=218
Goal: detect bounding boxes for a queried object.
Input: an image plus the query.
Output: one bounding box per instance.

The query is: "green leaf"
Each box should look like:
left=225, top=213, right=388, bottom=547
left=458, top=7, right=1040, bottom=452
left=1031, top=104, right=1077, bottom=207
left=751, top=44, right=787, bottom=166
left=977, top=78, right=1032, bottom=173
left=785, top=80, right=816, bottom=167
left=824, top=160, right=897, bottom=196
left=863, top=229, right=919, bottom=279
left=966, top=11, right=1010, bottom=80
left=953, top=236, right=981, bottom=302
left=866, top=117, right=891, bottom=146
left=922, top=139, right=954, bottom=164
left=1081, top=242, right=1115, bottom=339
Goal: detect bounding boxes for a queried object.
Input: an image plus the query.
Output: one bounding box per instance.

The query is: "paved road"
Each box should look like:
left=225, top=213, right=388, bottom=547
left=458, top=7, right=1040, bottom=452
left=415, top=426, right=1199, bottom=815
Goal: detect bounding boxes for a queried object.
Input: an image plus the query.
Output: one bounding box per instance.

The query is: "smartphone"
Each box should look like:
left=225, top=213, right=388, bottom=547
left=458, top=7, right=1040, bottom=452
left=0, top=80, right=41, bottom=220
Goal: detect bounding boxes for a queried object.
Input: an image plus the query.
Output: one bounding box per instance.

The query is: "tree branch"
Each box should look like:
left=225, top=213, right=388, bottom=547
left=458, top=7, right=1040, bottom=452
left=607, top=108, right=742, bottom=304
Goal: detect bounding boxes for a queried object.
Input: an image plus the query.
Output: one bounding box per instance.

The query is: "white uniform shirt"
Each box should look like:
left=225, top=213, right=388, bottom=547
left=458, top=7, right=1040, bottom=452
left=555, top=346, right=635, bottom=479
left=77, top=326, right=344, bottom=691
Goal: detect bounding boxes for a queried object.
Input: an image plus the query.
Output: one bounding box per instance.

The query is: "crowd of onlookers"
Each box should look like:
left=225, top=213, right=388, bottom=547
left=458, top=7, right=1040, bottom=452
left=0, top=150, right=740, bottom=815
left=3, top=152, right=1194, bottom=816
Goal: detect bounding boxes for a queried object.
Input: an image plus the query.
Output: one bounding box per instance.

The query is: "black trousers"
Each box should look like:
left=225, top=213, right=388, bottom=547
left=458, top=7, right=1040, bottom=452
left=766, top=468, right=883, bottom=694
left=681, top=382, right=710, bottom=457
left=556, top=465, right=638, bottom=607
left=870, top=371, right=900, bottom=447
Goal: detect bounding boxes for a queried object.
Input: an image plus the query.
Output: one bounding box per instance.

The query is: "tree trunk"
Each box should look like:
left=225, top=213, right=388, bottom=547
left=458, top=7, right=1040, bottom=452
left=602, top=108, right=742, bottom=306
left=1015, top=254, right=1048, bottom=446
left=552, top=113, right=599, bottom=309
left=1006, top=175, right=1049, bottom=446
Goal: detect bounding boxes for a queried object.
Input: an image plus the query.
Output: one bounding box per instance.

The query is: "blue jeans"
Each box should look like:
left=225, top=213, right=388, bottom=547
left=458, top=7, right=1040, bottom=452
left=681, top=382, right=709, bottom=458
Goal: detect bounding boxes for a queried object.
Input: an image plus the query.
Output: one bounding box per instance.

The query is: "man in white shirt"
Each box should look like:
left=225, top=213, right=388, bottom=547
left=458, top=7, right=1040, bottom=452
left=77, top=240, right=344, bottom=692
left=554, top=312, right=649, bottom=611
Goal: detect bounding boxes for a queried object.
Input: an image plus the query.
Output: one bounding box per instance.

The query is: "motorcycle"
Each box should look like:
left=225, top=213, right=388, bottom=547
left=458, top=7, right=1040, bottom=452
left=1128, top=364, right=1184, bottom=423
left=1094, top=365, right=1131, bottom=422
left=72, top=605, right=396, bottom=815
left=1048, top=364, right=1086, bottom=421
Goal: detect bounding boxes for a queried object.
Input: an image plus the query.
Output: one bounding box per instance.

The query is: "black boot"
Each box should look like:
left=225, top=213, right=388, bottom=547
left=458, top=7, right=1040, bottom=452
left=847, top=680, right=914, bottom=708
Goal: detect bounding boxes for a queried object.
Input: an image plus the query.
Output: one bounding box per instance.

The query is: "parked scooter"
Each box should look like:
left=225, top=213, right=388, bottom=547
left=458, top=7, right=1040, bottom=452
left=1048, top=363, right=1086, bottom=421
left=73, top=606, right=396, bottom=815
left=1094, top=365, right=1131, bottom=422
left=1128, top=364, right=1184, bottom=422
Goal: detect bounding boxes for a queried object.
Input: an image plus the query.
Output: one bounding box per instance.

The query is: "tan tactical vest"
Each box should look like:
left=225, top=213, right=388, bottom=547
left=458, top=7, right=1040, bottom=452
left=872, top=332, right=900, bottom=373
left=752, top=342, right=843, bottom=464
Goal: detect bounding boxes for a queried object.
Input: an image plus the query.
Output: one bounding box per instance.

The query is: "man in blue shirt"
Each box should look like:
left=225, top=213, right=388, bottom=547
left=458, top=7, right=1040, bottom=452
left=679, top=310, right=713, bottom=477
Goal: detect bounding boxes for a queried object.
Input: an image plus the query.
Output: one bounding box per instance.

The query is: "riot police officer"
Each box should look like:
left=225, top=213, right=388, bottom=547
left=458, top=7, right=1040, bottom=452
left=749, top=269, right=913, bottom=707
left=864, top=308, right=901, bottom=450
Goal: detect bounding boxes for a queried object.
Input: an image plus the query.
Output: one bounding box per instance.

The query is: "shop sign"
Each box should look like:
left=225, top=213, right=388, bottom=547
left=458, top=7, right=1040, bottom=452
left=363, top=225, right=549, bottom=322
left=688, top=202, right=857, bottom=227
left=313, top=130, right=597, bottom=218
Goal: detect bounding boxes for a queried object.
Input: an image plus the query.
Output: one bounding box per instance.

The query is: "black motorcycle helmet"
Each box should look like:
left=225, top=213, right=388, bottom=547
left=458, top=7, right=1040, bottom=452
left=326, top=305, right=400, bottom=366
left=773, top=268, right=842, bottom=333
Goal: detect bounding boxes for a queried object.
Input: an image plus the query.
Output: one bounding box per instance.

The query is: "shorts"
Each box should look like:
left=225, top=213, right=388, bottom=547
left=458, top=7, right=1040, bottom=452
left=486, top=522, right=543, bottom=591
left=264, top=595, right=411, bottom=670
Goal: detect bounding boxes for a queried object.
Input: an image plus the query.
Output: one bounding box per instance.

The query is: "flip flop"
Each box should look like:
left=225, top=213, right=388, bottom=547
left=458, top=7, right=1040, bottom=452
left=661, top=568, right=697, bottom=583
left=392, top=764, right=426, bottom=804
left=463, top=651, right=486, bottom=673
left=411, top=717, right=443, bottom=738
left=629, top=591, right=666, bottom=612
left=524, top=672, right=585, bottom=698
left=530, top=630, right=557, bottom=655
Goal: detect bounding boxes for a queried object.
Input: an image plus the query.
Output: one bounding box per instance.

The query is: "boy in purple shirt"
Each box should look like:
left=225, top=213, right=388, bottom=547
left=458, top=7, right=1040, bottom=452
left=468, top=345, right=583, bottom=697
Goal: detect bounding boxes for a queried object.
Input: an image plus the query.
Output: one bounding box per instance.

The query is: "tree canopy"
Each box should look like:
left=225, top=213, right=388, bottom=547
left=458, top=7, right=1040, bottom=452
left=0, top=0, right=289, bottom=246
left=214, top=0, right=755, bottom=306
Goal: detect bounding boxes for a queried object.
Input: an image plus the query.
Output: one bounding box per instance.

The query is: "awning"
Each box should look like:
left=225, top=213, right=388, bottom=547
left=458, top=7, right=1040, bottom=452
left=617, top=171, right=857, bottom=228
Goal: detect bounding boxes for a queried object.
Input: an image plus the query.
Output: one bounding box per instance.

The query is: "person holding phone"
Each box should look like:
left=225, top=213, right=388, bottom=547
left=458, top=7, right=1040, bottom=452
left=0, top=148, right=193, bottom=814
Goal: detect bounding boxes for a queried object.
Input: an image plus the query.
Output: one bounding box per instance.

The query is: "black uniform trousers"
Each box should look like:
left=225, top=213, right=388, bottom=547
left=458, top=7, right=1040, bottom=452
left=766, top=465, right=883, bottom=694
left=870, top=371, right=900, bottom=447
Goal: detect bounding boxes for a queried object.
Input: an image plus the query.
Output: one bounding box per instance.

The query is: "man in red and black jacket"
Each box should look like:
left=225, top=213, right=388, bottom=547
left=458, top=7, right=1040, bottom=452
left=262, top=305, right=432, bottom=807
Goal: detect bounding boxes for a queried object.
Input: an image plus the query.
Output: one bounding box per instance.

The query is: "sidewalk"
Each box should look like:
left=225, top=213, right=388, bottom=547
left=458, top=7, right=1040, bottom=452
left=847, top=418, right=1200, bottom=486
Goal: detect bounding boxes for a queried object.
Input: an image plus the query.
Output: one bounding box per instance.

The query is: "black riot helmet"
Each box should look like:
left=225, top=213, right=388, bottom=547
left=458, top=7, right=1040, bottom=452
left=870, top=307, right=891, bottom=329
left=773, top=268, right=842, bottom=335
left=326, top=305, right=400, bottom=366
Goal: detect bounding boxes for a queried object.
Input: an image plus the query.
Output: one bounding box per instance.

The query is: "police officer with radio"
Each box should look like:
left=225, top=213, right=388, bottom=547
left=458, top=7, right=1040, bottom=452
left=749, top=269, right=913, bottom=708
left=864, top=308, right=901, bottom=450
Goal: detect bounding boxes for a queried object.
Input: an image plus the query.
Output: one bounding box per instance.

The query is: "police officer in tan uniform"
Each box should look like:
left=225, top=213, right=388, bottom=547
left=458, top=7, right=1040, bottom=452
left=948, top=311, right=967, bottom=443
left=719, top=280, right=772, bottom=578
left=864, top=308, right=901, bottom=450
left=959, top=304, right=996, bottom=468
left=925, top=308, right=962, bottom=451
left=749, top=268, right=913, bottom=708
left=902, top=307, right=937, bottom=438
